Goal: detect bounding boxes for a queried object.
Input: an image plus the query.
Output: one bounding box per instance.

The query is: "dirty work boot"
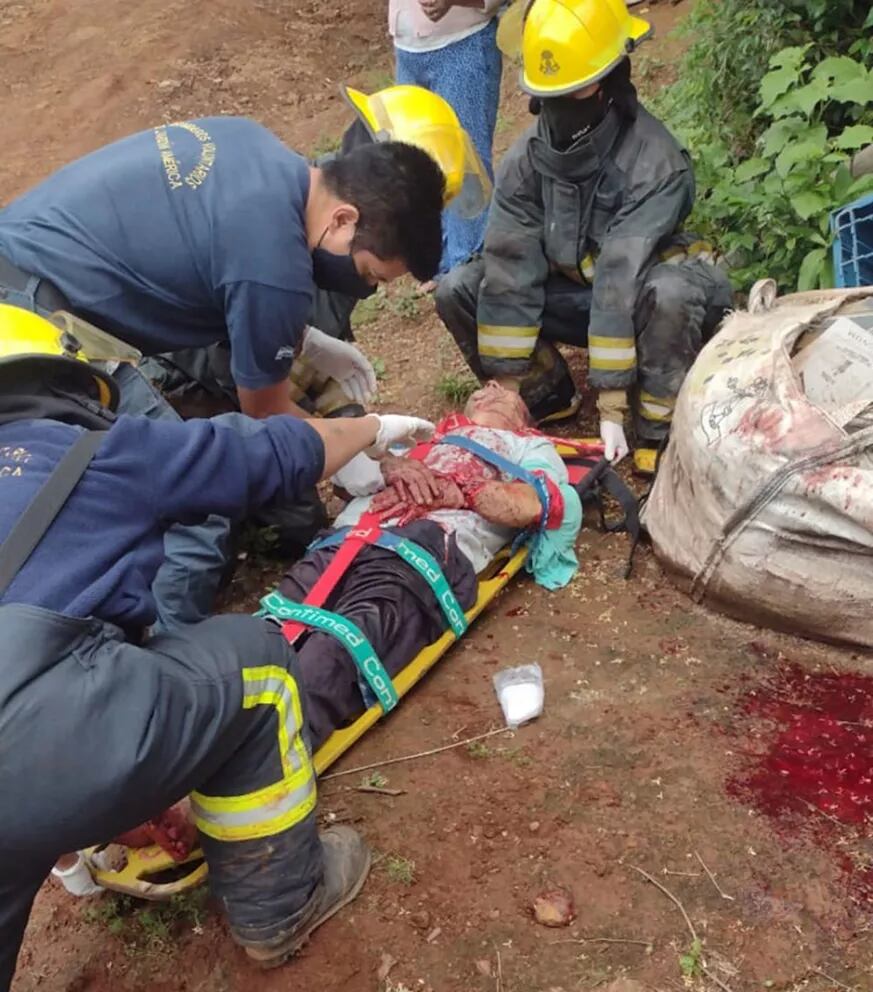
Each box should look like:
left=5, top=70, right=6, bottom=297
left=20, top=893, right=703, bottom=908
left=238, top=826, right=371, bottom=969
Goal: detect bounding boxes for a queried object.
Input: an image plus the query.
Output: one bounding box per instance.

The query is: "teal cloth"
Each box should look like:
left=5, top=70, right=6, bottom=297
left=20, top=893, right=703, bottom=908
left=515, top=445, right=583, bottom=590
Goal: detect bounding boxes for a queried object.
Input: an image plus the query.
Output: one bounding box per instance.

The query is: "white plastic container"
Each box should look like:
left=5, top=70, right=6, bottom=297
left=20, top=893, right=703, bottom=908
left=493, top=663, right=544, bottom=729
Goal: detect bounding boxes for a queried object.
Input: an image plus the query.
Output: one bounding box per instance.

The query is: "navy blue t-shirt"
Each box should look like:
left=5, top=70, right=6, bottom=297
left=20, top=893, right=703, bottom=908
left=0, top=118, right=313, bottom=390
left=0, top=414, right=324, bottom=628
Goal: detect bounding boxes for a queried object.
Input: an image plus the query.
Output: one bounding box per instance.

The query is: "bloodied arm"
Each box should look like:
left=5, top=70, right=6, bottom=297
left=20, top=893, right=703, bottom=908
left=467, top=481, right=542, bottom=528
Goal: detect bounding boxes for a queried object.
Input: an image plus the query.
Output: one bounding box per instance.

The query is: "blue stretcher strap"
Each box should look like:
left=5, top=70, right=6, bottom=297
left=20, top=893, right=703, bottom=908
left=258, top=591, right=399, bottom=712
left=309, top=529, right=469, bottom=638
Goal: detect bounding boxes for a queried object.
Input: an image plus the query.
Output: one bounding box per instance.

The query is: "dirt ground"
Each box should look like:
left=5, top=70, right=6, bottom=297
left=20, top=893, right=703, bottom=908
left=3, top=1, right=872, bottom=991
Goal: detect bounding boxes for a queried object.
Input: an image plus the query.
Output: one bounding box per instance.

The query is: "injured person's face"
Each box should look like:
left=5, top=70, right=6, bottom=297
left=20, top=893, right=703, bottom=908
left=464, top=381, right=533, bottom=431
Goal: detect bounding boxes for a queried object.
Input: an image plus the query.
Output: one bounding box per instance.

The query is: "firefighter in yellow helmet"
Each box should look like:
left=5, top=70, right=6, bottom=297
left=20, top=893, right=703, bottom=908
left=437, top=0, right=734, bottom=473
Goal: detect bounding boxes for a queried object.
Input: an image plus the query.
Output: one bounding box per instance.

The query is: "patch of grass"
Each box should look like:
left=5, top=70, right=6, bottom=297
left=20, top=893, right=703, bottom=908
left=361, top=770, right=388, bottom=788
left=499, top=745, right=533, bottom=768
left=384, top=853, right=416, bottom=886
left=466, top=740, right=493, bottom=760
left=679, top=937, right=703, bottom=979
left=350, top=288, right=388, bottom=330
left=85, top=890, right=210, bottom=953
left=310, top=132, right=342, bottom=158
left=495, top=112, right=512, bottom=134
left=389, top=287, right=420, bottom=319
left=371, top=357, right=387, bottom=381
left=436, top=372, right=478, bottom=406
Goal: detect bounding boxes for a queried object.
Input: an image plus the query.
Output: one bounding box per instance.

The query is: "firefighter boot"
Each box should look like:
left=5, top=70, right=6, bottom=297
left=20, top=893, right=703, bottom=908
left=235, top=826, right=371, bottom=968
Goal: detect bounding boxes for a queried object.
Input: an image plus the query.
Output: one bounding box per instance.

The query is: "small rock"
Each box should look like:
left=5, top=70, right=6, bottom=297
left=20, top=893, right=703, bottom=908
left=475, top=959, right=493, bottom=978
left=482, top=824, right=498, bottom=839
left=377, top=954, right=397, bottom=982
left=488, top=908, right=500, bottom=920
left=157, top=78, right=181, bottom=90
left=529, top=821, right=541, bottom=833
left=426, top=926, right=442, bottom=944
left=409, top=910, right=431, bottom=930
left=532, top=887, right=576, bottom=928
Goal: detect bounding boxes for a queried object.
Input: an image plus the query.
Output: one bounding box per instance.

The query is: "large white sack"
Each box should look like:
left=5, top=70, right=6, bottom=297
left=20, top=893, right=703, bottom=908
left=644, top=284, right=873, bottom=647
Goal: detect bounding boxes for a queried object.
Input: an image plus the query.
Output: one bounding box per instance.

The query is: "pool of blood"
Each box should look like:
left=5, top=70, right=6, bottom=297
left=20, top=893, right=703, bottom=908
left=726, top=663, right=873, bottom=900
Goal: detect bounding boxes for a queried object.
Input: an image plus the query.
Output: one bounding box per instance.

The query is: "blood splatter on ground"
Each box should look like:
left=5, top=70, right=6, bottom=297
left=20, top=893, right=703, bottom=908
left=727, top=662, right=873, bottom=902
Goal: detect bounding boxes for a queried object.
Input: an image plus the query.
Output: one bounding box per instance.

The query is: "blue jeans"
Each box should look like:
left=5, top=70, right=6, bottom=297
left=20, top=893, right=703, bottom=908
left=395, top=19, right=502, bottom=274
left=112, top=364, right=259, bottom=633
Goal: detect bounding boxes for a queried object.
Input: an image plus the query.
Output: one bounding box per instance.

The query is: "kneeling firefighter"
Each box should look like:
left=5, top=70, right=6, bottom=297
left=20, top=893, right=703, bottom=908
left=435, top=0, right=734, bottom=472
left=0, top=305, right=434, bottom=990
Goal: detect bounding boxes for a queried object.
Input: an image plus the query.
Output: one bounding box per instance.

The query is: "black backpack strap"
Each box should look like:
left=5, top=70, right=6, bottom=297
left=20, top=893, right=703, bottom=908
left=0, top=430, right=106, bottom=597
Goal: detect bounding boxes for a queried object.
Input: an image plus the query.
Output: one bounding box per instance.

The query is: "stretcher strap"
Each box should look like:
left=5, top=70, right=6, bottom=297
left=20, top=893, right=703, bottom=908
left=259, top=591, right=400, bottom=712
left=309, top=527, right=469, bottom=638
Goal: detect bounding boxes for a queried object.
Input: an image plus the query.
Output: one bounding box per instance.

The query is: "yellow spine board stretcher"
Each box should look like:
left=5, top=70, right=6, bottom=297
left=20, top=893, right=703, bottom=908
left=86, top=440, right=593, bottom=899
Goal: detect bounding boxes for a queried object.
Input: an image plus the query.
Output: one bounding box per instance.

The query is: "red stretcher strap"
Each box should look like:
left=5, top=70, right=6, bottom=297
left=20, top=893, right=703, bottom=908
left=281, top=512, right=383, bottom=643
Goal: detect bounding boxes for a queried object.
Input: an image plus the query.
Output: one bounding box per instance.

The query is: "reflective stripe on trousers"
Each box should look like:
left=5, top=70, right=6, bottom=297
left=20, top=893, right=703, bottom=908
left=191, top=664, right=317, bottom=841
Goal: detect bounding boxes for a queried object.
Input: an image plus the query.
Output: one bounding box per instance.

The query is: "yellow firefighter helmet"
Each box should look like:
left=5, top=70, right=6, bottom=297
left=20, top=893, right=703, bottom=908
left=0, top=304, right=118, bottom=410
left=343, top=84, right=492, bottom=218
left=511, top=0, right=651, bottom=97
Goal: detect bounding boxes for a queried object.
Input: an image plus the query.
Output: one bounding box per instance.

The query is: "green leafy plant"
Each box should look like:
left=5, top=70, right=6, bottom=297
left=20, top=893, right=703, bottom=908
left=361, top=770, right=388, bottom=788
left=689, top=46, right=873, bottom=291
left=679, top=937, right=703, bottom=979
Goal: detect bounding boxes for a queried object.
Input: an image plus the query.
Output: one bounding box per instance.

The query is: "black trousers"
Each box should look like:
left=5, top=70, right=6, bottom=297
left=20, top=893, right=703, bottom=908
left=436, top=256, right=733, bottom=440
left=0, top=607, right=322, bottom=990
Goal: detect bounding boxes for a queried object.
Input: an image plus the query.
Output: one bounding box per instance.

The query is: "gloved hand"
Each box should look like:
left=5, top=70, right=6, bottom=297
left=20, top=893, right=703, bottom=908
left=332, top=452, right=385, bottom=497
left=600, top=419, right=629, bottom=462
left=51, top=853, right=103, bottom=897
left=299, top=325, right=378, bottom=405
left=365, top=414, right=435, bottom=457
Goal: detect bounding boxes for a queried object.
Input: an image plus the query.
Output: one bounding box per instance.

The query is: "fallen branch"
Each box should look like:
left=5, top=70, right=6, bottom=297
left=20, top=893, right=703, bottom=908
left=628, top=864, right=737, bottom=992
left=628, top=864, right=699, bottom=944
left=354, top=785, right=406, bottom=797
left=694, top=851, right=735, bottom=901
left=811, top=968, right=856, bottom=992
left=321, top=727, right=511, bottom=780
left=552, top=937, right=653, bottom=949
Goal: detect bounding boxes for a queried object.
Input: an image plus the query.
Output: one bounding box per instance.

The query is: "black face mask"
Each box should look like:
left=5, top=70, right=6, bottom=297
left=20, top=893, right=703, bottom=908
left=311, top=247, right=376, bottom=300
left=540, top=92, right=608, bottom=151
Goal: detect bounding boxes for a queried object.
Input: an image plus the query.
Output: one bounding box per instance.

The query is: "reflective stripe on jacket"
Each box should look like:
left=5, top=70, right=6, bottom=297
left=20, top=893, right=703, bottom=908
left=476, top=105, right=695, bottom=389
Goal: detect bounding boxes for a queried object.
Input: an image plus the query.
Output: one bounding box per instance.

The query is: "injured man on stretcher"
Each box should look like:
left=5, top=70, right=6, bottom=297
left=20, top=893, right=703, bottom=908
left=273, top=381, right=583, bottom=750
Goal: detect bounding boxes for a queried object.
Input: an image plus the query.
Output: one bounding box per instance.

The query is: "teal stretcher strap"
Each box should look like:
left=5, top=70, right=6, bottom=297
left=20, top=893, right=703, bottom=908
left=309, top=528, right=469, bottom=639
left=385, top=534, right=469, bottom=638
left=259, top=591, right=399, bottom=712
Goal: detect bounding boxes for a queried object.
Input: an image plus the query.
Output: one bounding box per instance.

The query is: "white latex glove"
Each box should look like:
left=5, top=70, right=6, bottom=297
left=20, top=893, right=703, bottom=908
left=365, top=414, right=435, bottom=457
left=299, top=325, right=378, bottom=405
left=51, top=853, right=103, bottom=897
left=331, top=452, right=385, bottom=496
left=600, top=420, right=629, bottom=462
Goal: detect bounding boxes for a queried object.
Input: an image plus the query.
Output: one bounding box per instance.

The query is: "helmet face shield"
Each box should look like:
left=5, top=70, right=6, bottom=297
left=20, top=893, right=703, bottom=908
left=450, top=129, right=493, bottom=219
left=342, top=84, right=492, bottom=217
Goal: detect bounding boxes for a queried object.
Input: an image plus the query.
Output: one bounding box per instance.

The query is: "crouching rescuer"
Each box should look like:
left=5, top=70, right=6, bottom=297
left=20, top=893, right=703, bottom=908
left=0, top=305, right=436, bottom=988
left=435, top=0, right=733, bottom=471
